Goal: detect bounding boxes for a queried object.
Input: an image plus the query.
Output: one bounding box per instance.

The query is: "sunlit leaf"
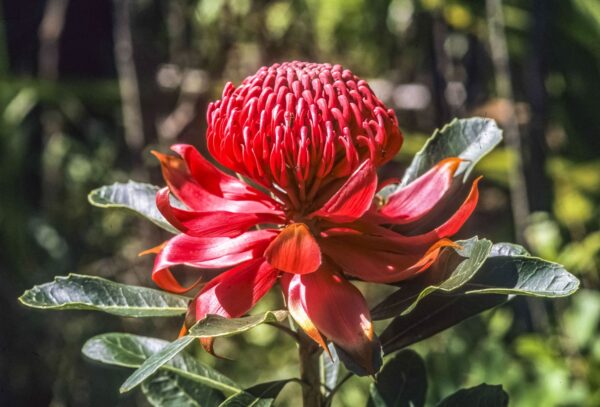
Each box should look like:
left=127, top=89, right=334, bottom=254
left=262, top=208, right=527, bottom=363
left=88, top=181, right=178, bottom=233
left=462, top=256, right=579, bottom=297
left=82, top=333, right=239, bottom=395
left=400, top=118, right=503, bottom=186
left=120, top=336, right=196, bottom=393
left=436, top=383, right=509, bottom=407
left=377, top=237, right=579, bottom=353
left=218, top=380, right=291, bottom=407
left=120, top=311, right=288, bottom=393
left=188, top=310, right=288, bottom=338
left=142, top=371, right=225, bottom=407
left=19, top=274, right=189, bottom=317
left=489, top=242, right=529, bottom=257
left=367, top=349, right=427, bottom=407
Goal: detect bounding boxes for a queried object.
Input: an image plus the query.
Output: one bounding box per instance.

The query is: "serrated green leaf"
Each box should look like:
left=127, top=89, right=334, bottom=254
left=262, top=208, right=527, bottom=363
left=371, top=238, right=492, bottom=320
left=120, top=311, right=288, bottom=393
left=142, top=371, right=225, bottom=407
left=367, top=349, right=427, bottom=407
left=88, top=181, right=178, bottom=233
left=436, top=383, right=509, bottom=407
left=19, top=274, right=189, bottom=317
left=401, top=118, right=502, bottom=186
left=218, top=380, right=290, bottom=407
left=82, top=333, right=239, bottom=395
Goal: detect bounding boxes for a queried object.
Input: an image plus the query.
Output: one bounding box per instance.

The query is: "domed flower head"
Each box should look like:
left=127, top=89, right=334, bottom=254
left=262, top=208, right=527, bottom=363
left=149, top=61, right=480, bottom=374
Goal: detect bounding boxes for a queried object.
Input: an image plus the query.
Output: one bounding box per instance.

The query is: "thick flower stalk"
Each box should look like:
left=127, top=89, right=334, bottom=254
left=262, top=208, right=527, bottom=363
left=148, top=62, right=480, bottom=374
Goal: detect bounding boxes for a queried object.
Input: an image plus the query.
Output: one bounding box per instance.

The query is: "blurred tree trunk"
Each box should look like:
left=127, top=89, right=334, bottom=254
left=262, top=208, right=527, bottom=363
left=113, top=0, right=144, bottom=153
left=524, top=0, right=552, bottom=212
left=38, top=0, right=68, bottom=81
left=486, top=0, right=530, bottom=245
left=428, top=12, right=450, bottom=127
left=487, top=0, right=552, bottom=333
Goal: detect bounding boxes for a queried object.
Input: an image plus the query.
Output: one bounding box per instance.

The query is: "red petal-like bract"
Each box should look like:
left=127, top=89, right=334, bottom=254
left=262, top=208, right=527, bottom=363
left=147, top=61, right=483, bottom=372
left=283, top=263, right=378, bottom=374
left=153, top=267, right=202, bottom=294
left=310, top=159, right=378, bottom=223
left=155, top=230, right=277, bottom=269
left=151, top=230, right=278, bottom=292
left=321, top=237, right=458, bottom=283
left=156, top=187, right=285, bottom=237
left=264, top=223, right=321, bottom=274
left=170, top=144, right=270, bottom=202
left=153, top=146, right=279, bottom=214
left=280, top=273, right=329, bottom=352
left=194, top=259, right=278, bottom=318
left=192, top=259, right=279, bottom=352
left=378, top=157, right=461, bottom=223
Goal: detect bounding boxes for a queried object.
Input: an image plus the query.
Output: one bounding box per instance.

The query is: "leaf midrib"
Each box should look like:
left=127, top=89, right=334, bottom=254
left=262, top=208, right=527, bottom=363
left=19, top=299, right=187, bottom=313
left=90, top=339, right=240, bottom=395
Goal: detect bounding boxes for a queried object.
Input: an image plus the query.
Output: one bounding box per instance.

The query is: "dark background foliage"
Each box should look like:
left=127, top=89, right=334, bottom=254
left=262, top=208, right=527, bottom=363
left=1, top=0, right=599, bottom=405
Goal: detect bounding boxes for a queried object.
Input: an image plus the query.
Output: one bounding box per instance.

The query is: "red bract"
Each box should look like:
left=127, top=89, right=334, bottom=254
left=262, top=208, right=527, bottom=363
left=149, top=61, right=480, bottom=374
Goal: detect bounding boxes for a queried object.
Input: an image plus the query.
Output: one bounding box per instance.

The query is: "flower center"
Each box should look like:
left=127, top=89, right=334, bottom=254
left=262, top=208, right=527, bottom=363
left=206, top=61, right=403, bottom=213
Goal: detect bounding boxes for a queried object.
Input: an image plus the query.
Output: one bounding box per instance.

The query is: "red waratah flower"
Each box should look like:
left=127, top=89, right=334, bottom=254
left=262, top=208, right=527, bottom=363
left=147, top=61, right=480, bottom=374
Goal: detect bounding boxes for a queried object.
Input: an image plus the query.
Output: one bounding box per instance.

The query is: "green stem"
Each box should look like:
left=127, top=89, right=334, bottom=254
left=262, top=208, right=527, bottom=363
left=298, top=331, right=325, bottom=406
left=267, top=322, right=300, bottom=341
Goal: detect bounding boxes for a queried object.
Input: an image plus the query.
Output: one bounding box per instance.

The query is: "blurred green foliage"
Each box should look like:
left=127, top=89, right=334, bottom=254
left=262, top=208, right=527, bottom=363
left=1, top=0, right=600, bottom=406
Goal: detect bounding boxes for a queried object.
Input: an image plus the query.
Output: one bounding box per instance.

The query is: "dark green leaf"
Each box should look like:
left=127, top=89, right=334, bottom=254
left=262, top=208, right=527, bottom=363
left=380, top=294, right=507, bottom=354
left=436, top=384, right=509, bottom=407
left=378, top=248, right=578, bottom=354
left=120, top=311, right=287, bottom=393
left=218, top=380, right=291, bottom=407
left=19, top=274, right=189, bottom=317
left=400, top=118, right=502, bottom=186
left=82, top=333, right=239, bottom=395
left=367, top=350, right=427, bottom=407
left=142, top=371, right=225, bottom=407
left=463, top=256, right=579, bottom=297
left=334, top=340, right=383, bottom=377
left=88, top=181, right=178, bottom=233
